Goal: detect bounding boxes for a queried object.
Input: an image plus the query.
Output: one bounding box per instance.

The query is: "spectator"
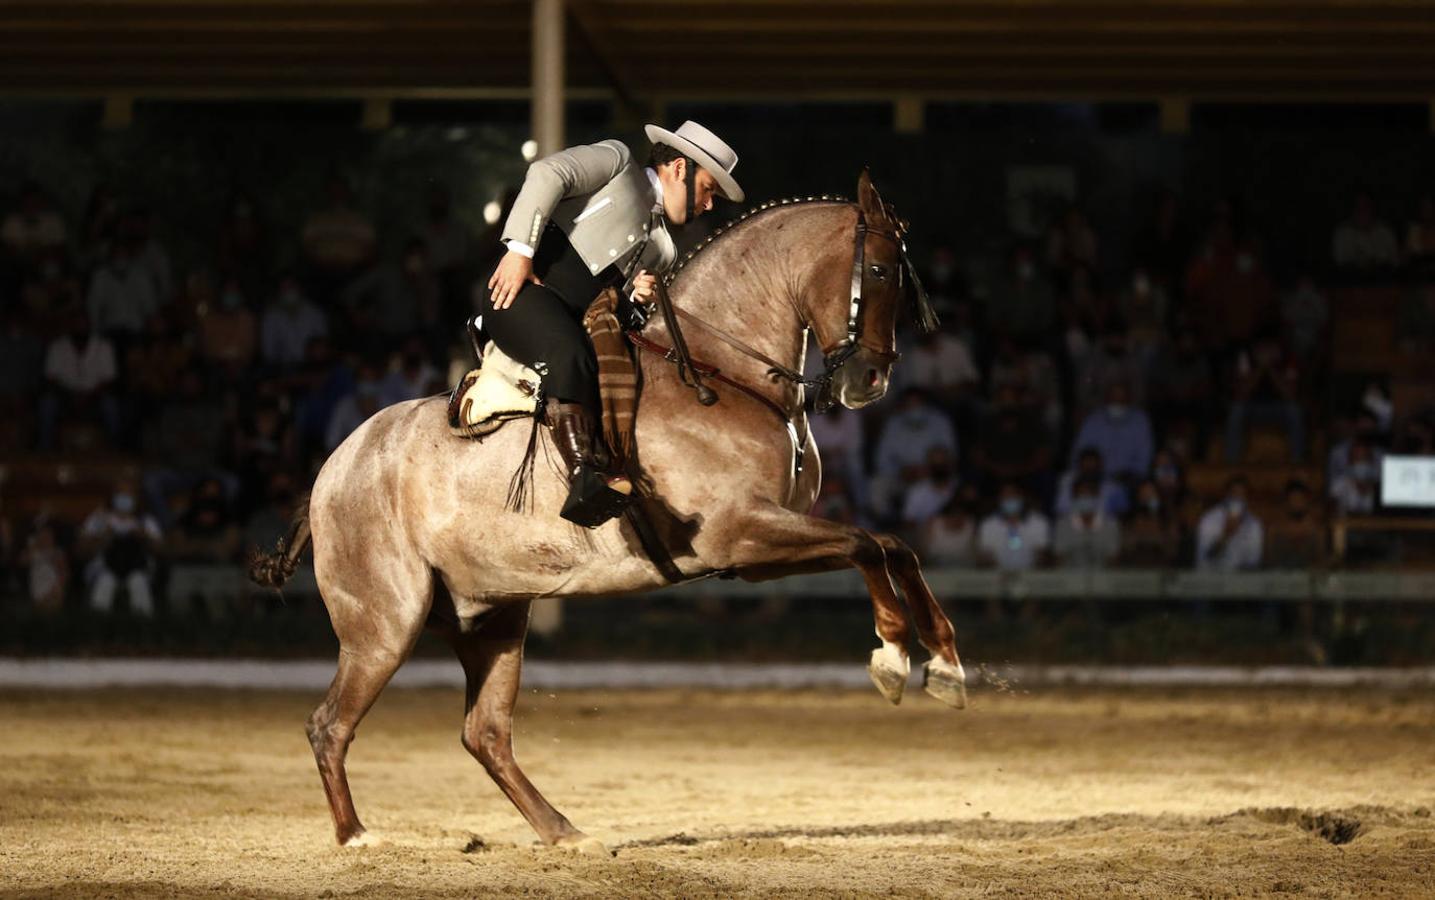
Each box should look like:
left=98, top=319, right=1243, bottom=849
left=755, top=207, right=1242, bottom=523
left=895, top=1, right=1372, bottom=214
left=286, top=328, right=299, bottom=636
left=1224, top=332, right=1305, bottom=463
left=341, top=238, right=440, bottom=349
left=20, top=517, right=69, bottom=615
left=233, top=398, right=295, bottom=512
left=1119, top=479, right=1183, bottom=567
left=78, top=182, right=121, bottom=273
left=897, top=326, right=979, bottom=410
left=1149, top=326, right=1216, bottom=459
left=198, top=277, right=258, bottom=371
left=121, top=208, right=174, bottom=306
left=1053, top=477, right=1121, bottom=569
left=986, top=244, right=1056, bottom=343
left=871, top=388, right=958, bottom=520
left=1186, top=229, right=1275, bottom=353
left=216, top=191, right=271, bottom=298
left=1195, top=476, right=1263, bottom=572
left=0, top=306, right=45, bottom=440
left=293, top=337, right=355, bottom=457
left=1328, top=409, right=1386, bottom=485
left=900, top=446, right=960, bottom=529
left=1407, top=193, right=1435, bottom=274
left=811, top=474, right=859, bottom=525
left=1329, top=440, right=1380, bottom=516
left=242, top=472, right=299, bottom=557
left=125, top=312, right=192, bottom=408
left=1266, top=480, right=1325, bottom=568
left=969, top=383, right=1054, bottom=498
left=19, top=250, right=83, bottom=335
left=1280, top=274, right=1329, bottom=364
left=1332, top=190, right=1400, bottom=274
left=78, top=482, right=162, bottom=616
left=1151, top=447, right=1189, bottom=515
left=1116, top=266, right=1169, bottom=366
left=976, top=482, right=1050, bottom=571
left=1044, top=205, right=1099, bottom=271
left=38, top=312, right=120, bottom=449
left=989, top=336, right=1061, bottom=434
left=1075, top=323, right=1146, bottom=419
left=141, top=367, right=238, bottom=527
left=301, top=174, right=375, bottom=302
left=325, top=360, right=385, bottom=451
left=379, top=338, right=443, bottom=407
left=1, top=181, right=67, bottom=270
left=87, top=239, right=161, bottom=341
left=922, top=243, right=971, bottom=318
left=167, top=477, right=241, bottom=563
left=260, top=274, right=328, bottom=371
left=1070, top=381, right=1153, bottom=483
left=921, top=485, right=981, bottom=566
left=1055, top=446, right=1129, bottom=518
left=808, top=405, right=866, bottom=491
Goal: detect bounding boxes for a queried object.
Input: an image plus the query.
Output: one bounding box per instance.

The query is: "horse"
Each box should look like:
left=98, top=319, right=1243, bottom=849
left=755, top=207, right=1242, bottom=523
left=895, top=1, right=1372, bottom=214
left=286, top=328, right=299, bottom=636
left=249, top=171, right=967, bottom=854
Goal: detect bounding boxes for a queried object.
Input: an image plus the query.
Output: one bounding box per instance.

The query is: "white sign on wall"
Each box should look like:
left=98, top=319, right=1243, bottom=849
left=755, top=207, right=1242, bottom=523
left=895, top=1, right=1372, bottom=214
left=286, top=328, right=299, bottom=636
left=1381, top=455, right=1435, bottom=507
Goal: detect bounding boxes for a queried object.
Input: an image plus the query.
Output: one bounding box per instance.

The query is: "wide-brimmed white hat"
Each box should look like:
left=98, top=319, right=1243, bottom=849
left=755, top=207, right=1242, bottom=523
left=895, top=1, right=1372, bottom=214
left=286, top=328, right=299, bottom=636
left=644, top=120, right=744, bottom=203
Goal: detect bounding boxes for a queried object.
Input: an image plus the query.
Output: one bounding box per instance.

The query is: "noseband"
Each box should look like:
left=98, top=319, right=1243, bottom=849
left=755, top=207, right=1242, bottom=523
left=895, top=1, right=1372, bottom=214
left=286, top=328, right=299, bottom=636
left=810, top=210, right=932, bottom=412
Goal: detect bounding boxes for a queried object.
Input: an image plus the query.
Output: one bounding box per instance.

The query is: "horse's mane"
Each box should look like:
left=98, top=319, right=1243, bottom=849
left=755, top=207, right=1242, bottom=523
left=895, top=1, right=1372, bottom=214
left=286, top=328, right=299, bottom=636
left=665, top=195, right=852, bottom=285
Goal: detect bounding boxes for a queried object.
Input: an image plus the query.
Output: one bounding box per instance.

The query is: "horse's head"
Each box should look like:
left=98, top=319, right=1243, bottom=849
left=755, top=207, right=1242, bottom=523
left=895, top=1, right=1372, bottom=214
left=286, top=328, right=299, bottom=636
left=808, top=171, right=938, bottom=411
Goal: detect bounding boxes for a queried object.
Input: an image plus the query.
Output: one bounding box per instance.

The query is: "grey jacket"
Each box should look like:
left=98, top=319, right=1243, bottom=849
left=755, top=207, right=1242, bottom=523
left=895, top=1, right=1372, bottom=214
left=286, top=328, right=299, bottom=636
left=500, top=139, right=677, bottom=283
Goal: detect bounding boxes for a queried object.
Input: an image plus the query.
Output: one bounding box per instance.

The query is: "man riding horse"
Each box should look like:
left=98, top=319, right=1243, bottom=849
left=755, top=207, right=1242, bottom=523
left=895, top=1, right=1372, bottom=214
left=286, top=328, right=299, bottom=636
left=481, top=121, right=744, bottom=526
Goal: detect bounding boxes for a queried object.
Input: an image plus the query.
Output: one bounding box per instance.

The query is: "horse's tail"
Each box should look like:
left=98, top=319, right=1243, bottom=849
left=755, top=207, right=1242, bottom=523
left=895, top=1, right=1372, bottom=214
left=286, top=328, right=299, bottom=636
left=247, top=492, right=313, bottom=590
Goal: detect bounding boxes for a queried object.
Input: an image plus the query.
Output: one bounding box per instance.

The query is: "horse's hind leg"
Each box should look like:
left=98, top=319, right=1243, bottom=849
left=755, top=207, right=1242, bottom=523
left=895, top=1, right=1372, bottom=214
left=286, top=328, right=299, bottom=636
left=307, top=644, right=409, bottom=846
left=873, top=533, right=966, bottom=709
left=450, top=601, right=607, bottom=855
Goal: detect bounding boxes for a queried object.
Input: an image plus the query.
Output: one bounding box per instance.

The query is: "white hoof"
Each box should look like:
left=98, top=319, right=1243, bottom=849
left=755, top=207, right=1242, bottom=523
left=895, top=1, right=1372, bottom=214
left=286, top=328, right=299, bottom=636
left=922, top=658, right=967, bottom=710
left=868, top=643, right=910, bottom=705
left=555, top=834, right=612, bottom=857
left=341, top=831, right=386, bottom=849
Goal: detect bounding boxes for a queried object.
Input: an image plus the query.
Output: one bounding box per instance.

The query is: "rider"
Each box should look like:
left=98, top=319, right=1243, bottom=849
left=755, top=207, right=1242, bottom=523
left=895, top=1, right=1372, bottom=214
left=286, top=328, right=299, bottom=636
left=482, top=121, right=744, bottom=525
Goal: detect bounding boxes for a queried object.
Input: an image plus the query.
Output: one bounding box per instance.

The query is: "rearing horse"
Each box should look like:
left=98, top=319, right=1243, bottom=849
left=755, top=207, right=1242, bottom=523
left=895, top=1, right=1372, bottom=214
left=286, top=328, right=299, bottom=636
left=251, top=172, right=967, bottom=853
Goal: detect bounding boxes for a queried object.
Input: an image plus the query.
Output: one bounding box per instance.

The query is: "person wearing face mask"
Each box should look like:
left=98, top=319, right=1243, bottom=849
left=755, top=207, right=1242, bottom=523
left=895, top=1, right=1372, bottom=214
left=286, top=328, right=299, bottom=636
left=1328, top=441, right=1381, bottom=517
left=1076, top=324, right=1146, bottom=419
left=260, top=274, right=329, bottom=371
left=987, top=244, right=1056, bottom=342
left=900, top=446, right=961, bottom=529
left=1070, top=381, right=1154, bottom=484
left=1119, top=479, right=1183, bottom=567
left=1195, top=476, right=1264, bottom=572
left=38, top=311, right=121, bottom=450
left=1055, top=446, right=1128, bottom=518
left=1053, top=477, right=1121, bottom=569
left=197, top=276, right=257, bottom=370
left=1224, top=331, right=1304, bottom=464
left=87, top=239, right=160, bottom=343
left=976, top=482, right=1051, bottom=572
left=78, top=480, right=162, bottom=616
left=873, top=388, right=959, bottom=522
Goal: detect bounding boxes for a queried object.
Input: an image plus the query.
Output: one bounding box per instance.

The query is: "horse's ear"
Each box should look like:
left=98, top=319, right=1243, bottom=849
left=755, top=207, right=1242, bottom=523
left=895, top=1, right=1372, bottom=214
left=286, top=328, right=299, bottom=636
left=857, top=168, right=886, bottom=224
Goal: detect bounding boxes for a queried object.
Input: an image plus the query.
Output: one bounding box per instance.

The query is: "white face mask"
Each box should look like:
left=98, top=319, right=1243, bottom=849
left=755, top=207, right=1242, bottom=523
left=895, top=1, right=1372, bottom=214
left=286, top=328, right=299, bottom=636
left=1235, top=253, right=1254, bottom=274
left=1106, top=403, right=1129, bottom=419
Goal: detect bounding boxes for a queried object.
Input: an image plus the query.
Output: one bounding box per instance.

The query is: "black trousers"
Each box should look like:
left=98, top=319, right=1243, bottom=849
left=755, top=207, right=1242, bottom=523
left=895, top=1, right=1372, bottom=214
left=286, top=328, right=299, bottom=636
left=480, top=225, right=620, bottom=414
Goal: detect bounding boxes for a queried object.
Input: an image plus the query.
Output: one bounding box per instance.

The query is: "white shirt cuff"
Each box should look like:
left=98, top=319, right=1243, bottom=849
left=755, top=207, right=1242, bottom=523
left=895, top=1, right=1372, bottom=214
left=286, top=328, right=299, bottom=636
left=505, top=240, right=535, bottom=259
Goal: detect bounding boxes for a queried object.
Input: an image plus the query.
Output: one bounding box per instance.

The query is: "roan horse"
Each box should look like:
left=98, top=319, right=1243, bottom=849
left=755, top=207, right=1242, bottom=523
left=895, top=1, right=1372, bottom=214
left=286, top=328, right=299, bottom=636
left=250, top=172, right=966, bottom=853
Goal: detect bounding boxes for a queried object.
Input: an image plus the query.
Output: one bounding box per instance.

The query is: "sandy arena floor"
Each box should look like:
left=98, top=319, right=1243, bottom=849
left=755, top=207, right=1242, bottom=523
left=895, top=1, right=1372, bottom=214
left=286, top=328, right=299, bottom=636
left=1, top=682, right=1433, bottom=898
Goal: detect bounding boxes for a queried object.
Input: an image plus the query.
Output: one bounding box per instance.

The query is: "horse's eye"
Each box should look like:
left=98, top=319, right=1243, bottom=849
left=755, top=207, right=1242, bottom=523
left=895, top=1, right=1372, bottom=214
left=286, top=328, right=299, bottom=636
left=869, top=264, right=888, bottom=281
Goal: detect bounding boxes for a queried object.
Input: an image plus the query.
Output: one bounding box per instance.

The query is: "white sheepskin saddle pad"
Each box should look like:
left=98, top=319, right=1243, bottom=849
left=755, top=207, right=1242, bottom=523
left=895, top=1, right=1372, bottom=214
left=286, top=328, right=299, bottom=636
left=448, top=342, right=543, bottom=439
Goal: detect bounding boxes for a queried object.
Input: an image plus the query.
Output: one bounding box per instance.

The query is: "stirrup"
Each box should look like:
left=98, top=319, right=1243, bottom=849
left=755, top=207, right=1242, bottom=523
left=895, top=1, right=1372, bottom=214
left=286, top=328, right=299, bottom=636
left=560, top=465, right=633, bottom=528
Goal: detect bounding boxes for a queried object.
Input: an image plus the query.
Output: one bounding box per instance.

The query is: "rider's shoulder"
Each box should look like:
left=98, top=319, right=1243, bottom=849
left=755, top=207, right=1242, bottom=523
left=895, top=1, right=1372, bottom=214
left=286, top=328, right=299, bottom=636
left=590, top=138, right=632, bottom=166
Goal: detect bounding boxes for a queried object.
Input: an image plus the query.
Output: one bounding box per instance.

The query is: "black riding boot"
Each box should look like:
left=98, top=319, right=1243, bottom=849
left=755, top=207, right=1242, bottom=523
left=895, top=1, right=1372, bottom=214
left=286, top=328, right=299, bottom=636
left=545, top=398, right=632, bottom=528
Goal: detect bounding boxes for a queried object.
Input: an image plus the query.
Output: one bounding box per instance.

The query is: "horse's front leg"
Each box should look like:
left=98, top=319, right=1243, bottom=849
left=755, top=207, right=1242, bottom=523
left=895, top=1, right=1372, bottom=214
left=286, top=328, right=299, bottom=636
left=715, top=504, right=917, bottom=705
left=872, top=533, right=966, bottom=709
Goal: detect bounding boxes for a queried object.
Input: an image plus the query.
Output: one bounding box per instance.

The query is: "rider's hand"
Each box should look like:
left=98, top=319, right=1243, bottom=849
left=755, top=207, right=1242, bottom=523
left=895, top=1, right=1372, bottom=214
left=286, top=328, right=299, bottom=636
left=488, top=250, right=542, bottom=310
left=631, top=270, right=657, bottom=304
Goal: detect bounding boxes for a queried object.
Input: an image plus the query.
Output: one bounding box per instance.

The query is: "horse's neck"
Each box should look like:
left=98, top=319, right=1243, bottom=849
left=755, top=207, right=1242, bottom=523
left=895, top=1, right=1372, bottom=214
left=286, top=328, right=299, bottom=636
left=665, top=203, right=846, bottom=392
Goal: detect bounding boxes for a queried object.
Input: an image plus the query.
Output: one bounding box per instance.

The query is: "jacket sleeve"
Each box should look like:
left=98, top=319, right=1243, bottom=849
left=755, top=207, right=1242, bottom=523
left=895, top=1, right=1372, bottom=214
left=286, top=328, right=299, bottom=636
left=500, top=139, right=632, bottom=251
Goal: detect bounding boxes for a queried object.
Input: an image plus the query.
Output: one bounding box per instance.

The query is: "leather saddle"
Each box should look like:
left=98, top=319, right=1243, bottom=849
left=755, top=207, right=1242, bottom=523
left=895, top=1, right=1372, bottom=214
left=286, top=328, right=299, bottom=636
left=446, top=341, right=544, bottom=439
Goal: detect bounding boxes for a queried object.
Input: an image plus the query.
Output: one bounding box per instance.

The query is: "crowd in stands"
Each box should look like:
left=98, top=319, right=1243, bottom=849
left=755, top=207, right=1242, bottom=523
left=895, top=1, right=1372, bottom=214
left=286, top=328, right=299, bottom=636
left=2, top=164, right=1434, bottom=616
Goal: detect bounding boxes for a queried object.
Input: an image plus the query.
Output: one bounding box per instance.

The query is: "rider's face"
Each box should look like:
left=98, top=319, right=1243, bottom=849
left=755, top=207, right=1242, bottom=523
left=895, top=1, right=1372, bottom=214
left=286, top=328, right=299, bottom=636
left=658, top=159, right=720, bottom=225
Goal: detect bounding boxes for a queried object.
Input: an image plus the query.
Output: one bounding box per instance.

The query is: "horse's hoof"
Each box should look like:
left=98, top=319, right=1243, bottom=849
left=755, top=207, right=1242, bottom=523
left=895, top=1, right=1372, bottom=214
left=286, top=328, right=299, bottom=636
left=341, top=830, right=386, bottom=849
left=922, top=658, right=968, bottom=710
left=868, top=644, right=909, bottom=705
left=555, top=834, right=612, bottom=857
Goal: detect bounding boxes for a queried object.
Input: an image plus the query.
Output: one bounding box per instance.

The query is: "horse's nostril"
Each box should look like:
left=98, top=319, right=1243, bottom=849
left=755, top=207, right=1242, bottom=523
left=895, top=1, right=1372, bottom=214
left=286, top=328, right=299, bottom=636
left=867, top=368, right=880, bottom=387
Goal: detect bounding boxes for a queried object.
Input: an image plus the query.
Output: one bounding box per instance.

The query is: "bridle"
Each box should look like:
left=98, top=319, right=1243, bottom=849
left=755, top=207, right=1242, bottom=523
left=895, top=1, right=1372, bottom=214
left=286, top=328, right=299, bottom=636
left=635, top=202, right=935, bottom=420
